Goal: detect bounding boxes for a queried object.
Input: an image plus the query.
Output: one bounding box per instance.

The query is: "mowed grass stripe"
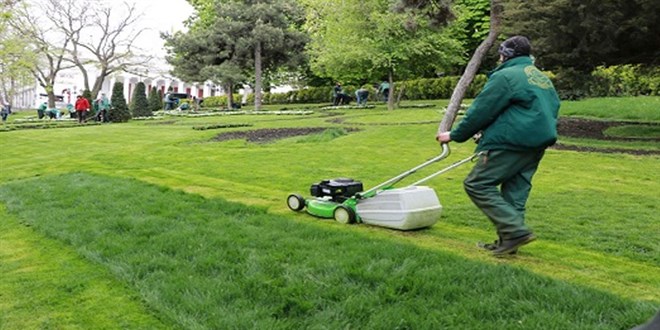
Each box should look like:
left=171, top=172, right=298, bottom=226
left=0, top=173, right=655, bottom=329
left=76, top=145, right=660, bottom=302
left=0, top=205, right=171, bottom=329
left=84, top=165, right=660, bottom=303
left=392, top=223, right=660, bottom=302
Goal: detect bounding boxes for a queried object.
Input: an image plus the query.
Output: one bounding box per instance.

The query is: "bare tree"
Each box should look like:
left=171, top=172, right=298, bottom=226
left=47, top=0, right=150, bottom=98
left=9, top=1, right=77, bottom=109
left=43, top=0, right=90, bottom=90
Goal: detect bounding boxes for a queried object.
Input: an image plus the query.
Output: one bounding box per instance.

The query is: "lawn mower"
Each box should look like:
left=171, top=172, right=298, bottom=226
left=286, top=144, right=480, bottom=230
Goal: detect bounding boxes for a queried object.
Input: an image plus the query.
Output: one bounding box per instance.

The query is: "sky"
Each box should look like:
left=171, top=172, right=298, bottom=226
left=26, top=0, right=196, bottom=68
left=113, top=0, right=195, bottom=57
left=78, top=0, right=197, bottom=73
left=131, top=0, right=195, bottom=52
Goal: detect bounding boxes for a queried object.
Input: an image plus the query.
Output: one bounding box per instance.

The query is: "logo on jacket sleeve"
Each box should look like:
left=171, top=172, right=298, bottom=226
left=524, top=66, right=553, bottom=89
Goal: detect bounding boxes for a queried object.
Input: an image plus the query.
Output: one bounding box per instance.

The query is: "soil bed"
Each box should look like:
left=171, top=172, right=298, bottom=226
left=554, top=118, right=660, bottom=155
left=209, top=118, right=658, bottom=155
left=557, top=117, right=660, bottom=141
left=212, top=127, right=335, bottom=143
left=550, top=144, right=659, bottom=155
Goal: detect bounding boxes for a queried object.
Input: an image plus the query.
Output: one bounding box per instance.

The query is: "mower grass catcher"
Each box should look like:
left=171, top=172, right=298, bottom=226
left=286, top=144, right=479, bottom=230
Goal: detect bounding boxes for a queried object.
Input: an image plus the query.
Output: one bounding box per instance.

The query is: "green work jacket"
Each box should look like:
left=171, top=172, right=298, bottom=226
left=98, top=97, right=111, bottom=111
left=450, top=56, right=560, bottom=152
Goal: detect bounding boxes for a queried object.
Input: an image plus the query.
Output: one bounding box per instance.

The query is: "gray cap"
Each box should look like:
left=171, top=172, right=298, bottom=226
left=498, top=36, right=531, bottom=59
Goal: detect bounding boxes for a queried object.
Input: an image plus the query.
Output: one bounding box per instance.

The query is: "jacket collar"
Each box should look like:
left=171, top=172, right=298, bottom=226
left=489, top=56, right=533, bottom=76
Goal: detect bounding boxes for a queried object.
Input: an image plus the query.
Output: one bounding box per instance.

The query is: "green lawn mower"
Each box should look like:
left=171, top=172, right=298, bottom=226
left=286, top=144, right=479, bottom=230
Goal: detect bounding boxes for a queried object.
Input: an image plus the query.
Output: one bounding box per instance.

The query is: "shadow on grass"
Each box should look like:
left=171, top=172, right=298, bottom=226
left=0, top=173, right=656, bottom=329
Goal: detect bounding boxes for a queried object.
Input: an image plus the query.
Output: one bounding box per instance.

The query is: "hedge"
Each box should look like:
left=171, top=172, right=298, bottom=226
left=220, top=76, right=487, bottom=106
left=590, top=65, right=659, bottom=97
left=202, top=65, right=658, bottom=106
left=201, top=94, right=242, bottom=109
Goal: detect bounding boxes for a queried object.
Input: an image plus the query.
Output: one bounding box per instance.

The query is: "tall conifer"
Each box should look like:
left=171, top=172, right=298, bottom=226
left=148, top=87, right=162, bottom=111
left=108, top=82, right=131, bottom=122
left=130, top=82, right=152, bottom=117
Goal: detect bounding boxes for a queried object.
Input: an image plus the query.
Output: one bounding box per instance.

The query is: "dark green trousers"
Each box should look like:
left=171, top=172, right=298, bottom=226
left=463, top=149, right=545, bottom=240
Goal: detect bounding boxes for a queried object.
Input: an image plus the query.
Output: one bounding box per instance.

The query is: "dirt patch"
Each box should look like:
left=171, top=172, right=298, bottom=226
left=212, top=127, right=357, bottom=143
left=554, top=118, right=660, bottom=155
left=209, top=118, right=657, bottom=155
left=550, top=143, right=660, bottom=155
left=557, top=117, right=660, bottom=141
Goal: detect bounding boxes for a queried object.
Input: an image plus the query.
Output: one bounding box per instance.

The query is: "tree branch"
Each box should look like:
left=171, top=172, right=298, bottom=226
left=438, top=0, right=502, bottom=133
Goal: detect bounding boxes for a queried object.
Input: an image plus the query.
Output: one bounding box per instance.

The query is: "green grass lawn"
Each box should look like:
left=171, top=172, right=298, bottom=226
left=604, top=124, right=660, bottom=139
left=559, top=96, right=660, bottom=121
left=0, top=97, right=658, bottom=329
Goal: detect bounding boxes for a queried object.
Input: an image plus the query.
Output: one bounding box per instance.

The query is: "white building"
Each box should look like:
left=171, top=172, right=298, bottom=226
left=12, top=65, right=225, bottom=110
left=10, top=0, right=211, bottom=110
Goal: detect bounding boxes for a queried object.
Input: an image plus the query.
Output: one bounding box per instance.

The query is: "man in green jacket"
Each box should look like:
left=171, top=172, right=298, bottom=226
left=37, top=102, right=47, bottom=119
left=436, top=36, right=560, bottom=256
left=95, top=93, right=111, bottom=122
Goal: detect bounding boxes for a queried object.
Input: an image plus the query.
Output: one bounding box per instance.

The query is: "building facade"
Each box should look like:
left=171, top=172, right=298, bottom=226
left=12, top=66, right=225, bottom=110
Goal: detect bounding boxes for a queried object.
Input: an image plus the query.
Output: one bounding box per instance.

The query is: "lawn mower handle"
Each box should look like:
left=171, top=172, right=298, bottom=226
left=358, top=143, right=451, bottom=198
left=410, top=150, right=483, bottom=186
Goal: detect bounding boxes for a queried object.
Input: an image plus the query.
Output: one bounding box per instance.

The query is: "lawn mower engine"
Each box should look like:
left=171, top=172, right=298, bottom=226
left=310, top=178, right=363, bottom=203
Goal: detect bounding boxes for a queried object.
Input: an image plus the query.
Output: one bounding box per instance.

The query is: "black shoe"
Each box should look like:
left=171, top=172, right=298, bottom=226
left=477, top=238, right=517, bottom=255
left=492, top=233, right=536, bottom=256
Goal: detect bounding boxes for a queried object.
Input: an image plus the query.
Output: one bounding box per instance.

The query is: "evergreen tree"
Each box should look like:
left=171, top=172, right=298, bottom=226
left=108, top=82, right=131, bottom=122
left=165, top=0, right=307, bottom=110
left=503, top=0, right=660, bottom=71
left=130, top=82, right=151, bottom=117
left=148, top=86, right=162, bottom=112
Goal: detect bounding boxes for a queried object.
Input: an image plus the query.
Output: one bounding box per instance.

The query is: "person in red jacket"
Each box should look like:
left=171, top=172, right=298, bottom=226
left=74, top=95, right=90, bottom=123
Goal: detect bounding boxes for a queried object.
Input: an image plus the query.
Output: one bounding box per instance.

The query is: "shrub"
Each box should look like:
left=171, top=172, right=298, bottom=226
left=551, top=65, right=659, bottom=100
left=201, top=94, right=242, bottom=109
left=265, top=92, right=279, bottom=104
left=552, top=68, right=592, bottom=100
left=130, top=82, right=152, bottom=117
left=590, top=65, right=660, bottom=97
left=467, top=75, right=487, bottom=98
left=201, top=95, right=228, bottom=109
left=291, top=87, right=332, bottom=104
left=148, top=87, right=162, bottom=112
left=108, top=82, right=131, bottom=122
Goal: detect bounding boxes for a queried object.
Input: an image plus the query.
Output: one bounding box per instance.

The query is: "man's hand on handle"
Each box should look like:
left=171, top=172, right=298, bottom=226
left=436, top=132, right=452, bottom=143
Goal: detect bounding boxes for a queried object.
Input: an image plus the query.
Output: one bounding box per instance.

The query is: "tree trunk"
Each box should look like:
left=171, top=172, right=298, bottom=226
left=46, top=88, right=56, bottom=109
left=77, top=63, right=90, bottom=93
left=2, top=78, right=15, bottom=107
left=254, top=41, right=262, bottom=111
left=43, top=76, right=56, bottom=109
left=395, top=85, right=405, bottom=108
left=8, top=79, right=15, bottom=107
left=438, top=0, right=502, bottom=133
left=226, top=83, right=234, bottom=109
left=91, top=71, right=107, bottom=99
left=387, top=69, right=394, bottom=111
